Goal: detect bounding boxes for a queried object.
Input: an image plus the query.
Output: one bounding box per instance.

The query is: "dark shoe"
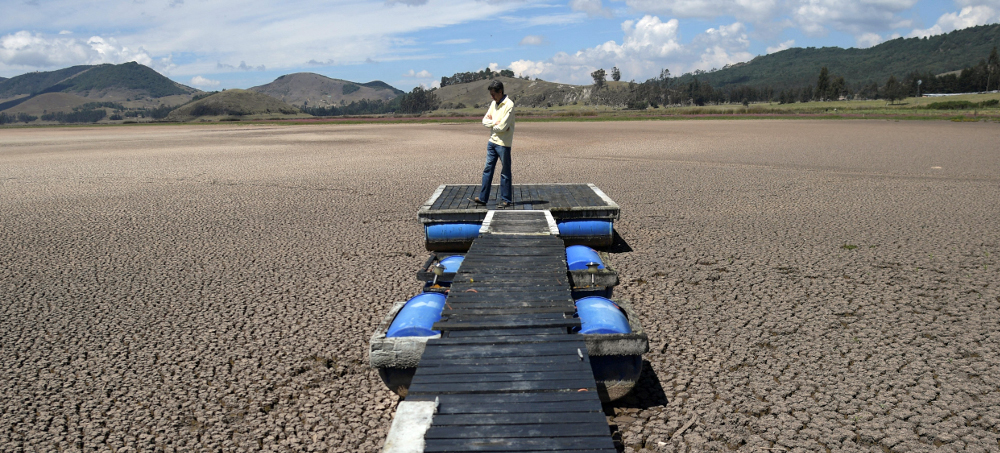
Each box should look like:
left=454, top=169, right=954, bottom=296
left=469, top=197, right=487, bottom=206
left=496, top=201, right=512, bottom=209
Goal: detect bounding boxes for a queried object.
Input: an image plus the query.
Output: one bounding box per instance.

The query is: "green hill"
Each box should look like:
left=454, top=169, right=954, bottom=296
left=0, top=62, right=198, bottom=113
left=675, top=23, right=1000, bottom=91
left=434, top=76, right=589, bottom=109
left=60, top=62, right=193, bottom=97
left=361, top=80, right=404, bottom=95
left=165, top=89, right=302, bottom=121
left=0, top=65, right=92, bottom=100
left=249, top=73, right=402, bottom=107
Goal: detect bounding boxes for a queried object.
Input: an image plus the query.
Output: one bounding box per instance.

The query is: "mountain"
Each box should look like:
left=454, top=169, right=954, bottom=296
left=674, top=23, right=1000, bottom=91
left=249, top=73, right=401, bottom=107
left=434, top=76, right=591, bottom=109
left=0, top=62, right=199, bottom=113
left=361, top=80, right=404, bottom=95
left=0, top=93, right=95, bottom=117
left=165, top=89, right=301, bottom=121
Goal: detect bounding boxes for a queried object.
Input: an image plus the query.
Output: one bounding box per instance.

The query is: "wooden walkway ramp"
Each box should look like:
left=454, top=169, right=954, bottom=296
left=384, top=211, right=616, bottom=452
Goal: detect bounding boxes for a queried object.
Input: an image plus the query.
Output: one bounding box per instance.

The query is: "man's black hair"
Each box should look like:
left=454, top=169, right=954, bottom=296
left=488, top=79, right=504, bottom=94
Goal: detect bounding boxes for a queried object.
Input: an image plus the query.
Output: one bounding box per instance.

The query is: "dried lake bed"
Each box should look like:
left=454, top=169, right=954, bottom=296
left=2, top=120, right=999, bottom=452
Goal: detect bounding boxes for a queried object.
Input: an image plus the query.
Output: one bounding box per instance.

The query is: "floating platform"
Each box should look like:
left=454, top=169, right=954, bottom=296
left=375, top=184, right=647, bottom=452
left=419, top=184, right=620, bottom=251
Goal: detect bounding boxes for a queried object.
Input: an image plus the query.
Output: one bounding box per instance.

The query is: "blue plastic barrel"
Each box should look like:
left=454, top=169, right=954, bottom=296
left=438, top=255, right=465, bottom=273
left=565, top=245, right=605, bottom=271
left=386, top=293, right=448, bottom=337
left=425, top=223, right=481, bottom=242
left=557, top=220, right=612, bottom=238
left=575, top=296, right=631, bottom=335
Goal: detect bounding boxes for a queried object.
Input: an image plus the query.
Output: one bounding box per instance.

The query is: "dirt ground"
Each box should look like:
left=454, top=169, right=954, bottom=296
left=1, top=120, right=998, bottom=452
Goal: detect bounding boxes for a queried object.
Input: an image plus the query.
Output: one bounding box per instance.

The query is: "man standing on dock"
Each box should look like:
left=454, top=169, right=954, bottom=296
left=471, top=80, right=515, bottom=209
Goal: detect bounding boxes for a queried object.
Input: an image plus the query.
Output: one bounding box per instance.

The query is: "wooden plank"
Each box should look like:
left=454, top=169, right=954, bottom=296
left=447, top=282, right=568, bottom=290
left=430, top=334, right=581, bottom=345
left=407, top=379, right=596, bottom=394
left=432, top=401, right=604, bottom=416
left=443, top=294, right=572, bottom=302
left=442, top=298, right=575, bottom=307
left=413, top=361, right=592, bottom=376
left=447, top=285, right=569, bottom=292
left=464, top=245, right=565, bottom=253
left=449, top=275, right=568, bottom=282
left=432, top=320, right=580, bottom=331
left=441, top=302, right=575, bottom=311
left=424, top=422, right=610, bottom=439
left=445, top=327, right=566, bottom=337
left=420, top=342, right=586, bottom=359
left=417, top=355, right=589, bottom=367
left=410, top=370, right=596, bottom=385
left=441, top=307, right=574, bottom=316
left=436, top=391, right=601, bottom=404
left=471, top=236, right=562, bottom=244
left=440, top=312, right=573, bottom=322
left=423, top=437, right=615, bottom=452
left=432, top=412, right=607, bottom=426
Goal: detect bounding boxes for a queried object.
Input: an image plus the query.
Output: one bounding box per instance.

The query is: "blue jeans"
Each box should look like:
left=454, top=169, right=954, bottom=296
left=479, top=142, right=512, bottom=203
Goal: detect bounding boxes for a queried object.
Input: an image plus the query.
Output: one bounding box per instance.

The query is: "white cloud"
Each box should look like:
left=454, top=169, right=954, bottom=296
left=58, top=30, right=72, bottom=35
left=404, top=69, right=432, bottom=77
left=0, top=31, right=152, bottom=69
left=385, top=0, right=428, bottom=6
left=520, top=35, right=546, bottom=46
left=503, top=12, right=588, bottom=27
left=855, top=33, right=884, bottom=48
left=620, top=0, right=923, bottom=48
left=436, top=38, right=473, bottom=45
left=790, top=0, right=918, bottom=37
left=619, top=0, right=780, bottom=23
left=691, top=22, right=753, bottom=72
left=217, top=60, right=265, bottom=71
left=509, top=15, right=753, bottom=84
left=190, top=75, right=220, bottom=87
left=569, top=0, right=613, bottom=18
left=766, top=39, right=794, bottom=53
left=909, top=5, right=1000, bottom=38
left=0, top=0, right=531, bottom=77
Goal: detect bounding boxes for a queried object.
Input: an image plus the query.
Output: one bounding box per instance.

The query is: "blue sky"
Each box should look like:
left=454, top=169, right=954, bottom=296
left=2, top=0, right=999, bottom=91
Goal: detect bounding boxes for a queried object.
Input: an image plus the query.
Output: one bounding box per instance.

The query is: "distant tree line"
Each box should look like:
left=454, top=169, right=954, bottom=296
left=0, top=112, right=38, bottom=124
left=302, top=85, right=440, bottom=116
left=440, top=68, right=515, bottom=87
left=41, top=108, right=106, bottom=123
left=581, top=45, right=1000, bottom=108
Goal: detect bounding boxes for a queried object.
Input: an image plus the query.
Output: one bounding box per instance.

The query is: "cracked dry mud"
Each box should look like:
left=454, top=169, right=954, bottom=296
left=1, top=120, right=998, bottom=452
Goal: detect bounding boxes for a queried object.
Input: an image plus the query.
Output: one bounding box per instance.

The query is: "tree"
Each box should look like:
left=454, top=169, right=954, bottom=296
left=398, top=86, right=440, bottom=113
left=987, top=46, right=999, bottom=91
left=591, top=68, right=607, bottom=90
left=829, top=76, right=846, bottom=100
left=816, top=67, right=830, bottom=100
left=884, top=75, right=903, bottom=105
left=611, top=66, right=621, bottom=82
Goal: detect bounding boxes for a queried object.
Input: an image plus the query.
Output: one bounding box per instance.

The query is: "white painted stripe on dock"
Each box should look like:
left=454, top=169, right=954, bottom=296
left=479, top=210, right=496, bottom=234
left=381, top=400, right=437, bottom=453
left=588, top=183, right=620, bottom=209
left=418, top=184, right=447, bottom=212
left=543, top=210, right=560, bottom=235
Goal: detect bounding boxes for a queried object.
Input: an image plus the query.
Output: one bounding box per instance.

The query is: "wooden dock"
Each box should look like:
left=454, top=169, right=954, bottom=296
left=418, top=184, right=620, bottom=224
left=383, top=211, right=617, bottom=452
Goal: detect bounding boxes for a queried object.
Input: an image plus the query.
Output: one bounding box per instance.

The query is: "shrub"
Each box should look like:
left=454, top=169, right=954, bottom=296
left=926, top=100, right=975, bottom=110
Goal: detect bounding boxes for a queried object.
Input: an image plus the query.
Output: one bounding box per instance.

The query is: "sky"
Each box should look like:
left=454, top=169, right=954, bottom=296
left=2, top=0, right=999, bottom=92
